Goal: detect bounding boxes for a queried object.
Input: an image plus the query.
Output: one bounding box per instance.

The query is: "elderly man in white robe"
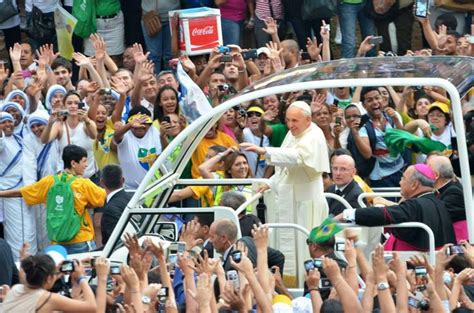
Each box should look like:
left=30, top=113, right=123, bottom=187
left=241, top=101, right=330, bottom=286
left=0, top=112, right=37, bottom=260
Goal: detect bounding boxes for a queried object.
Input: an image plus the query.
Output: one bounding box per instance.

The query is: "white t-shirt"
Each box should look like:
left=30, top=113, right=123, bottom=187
left=116, top=127, right=162, bottom=189
left=431, top=123, right=456, bottom=157
left=242, top=128, right=269, bottom=178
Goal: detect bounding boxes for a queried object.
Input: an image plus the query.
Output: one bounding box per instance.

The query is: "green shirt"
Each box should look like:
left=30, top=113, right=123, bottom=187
left=269, top=123, right=288, bottom=147
left=96, top=0, right=121, bottom=17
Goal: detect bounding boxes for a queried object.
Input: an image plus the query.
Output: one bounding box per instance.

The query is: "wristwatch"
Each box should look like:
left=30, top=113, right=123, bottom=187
left=142, top=296, right=151, bottom=305
left=377, top=282, right=390, bottom=291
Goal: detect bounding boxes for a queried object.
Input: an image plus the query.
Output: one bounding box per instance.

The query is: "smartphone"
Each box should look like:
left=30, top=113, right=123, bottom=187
left=415, top=0, right=428, bottom=18
left=221, top=55, right=233, bottom=63
left=226, top=270, right=240, bottom=291
left=369, top=36, right=384, bottom=45
left=241, top=49, right=258, bottom=60
left=415, top=266, right=428, bottom=290
left=359, top=114, right=370, bottom=129
left=319, top=278, right=332, bottom=289
left=163, top=116, right=171, bottom=123
left=447, top=245, right=464, bottom=256
left=60, top=260, right=75, bottom=273
left=168, top=254, right=178, bottom=264
left=408, top=296, right=420, bottom=308
left=158, top=287, right=169, bottom=297
left=313, top=258, right=323, bottom=269
left=177, top=241, right=186, bottom=255
left=301, top=51, right=311, bottom=61
left=304, top=259, right=316, bottom=272
left=78, top=102, right=85, bottom=110
left=231, top=250, right=242, bottom=263
left=335, top=242, right=345, bottom=251
left=335, top=117, right=342, bottom=125
left=110, top=265, right=121, bottom=275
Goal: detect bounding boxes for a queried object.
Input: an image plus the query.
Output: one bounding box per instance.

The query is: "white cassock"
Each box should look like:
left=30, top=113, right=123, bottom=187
left=23, top=133, right=61, bottom=251
left=0, top=133, right=37, bottom=259
left=265, top=123, right=330, bottom=286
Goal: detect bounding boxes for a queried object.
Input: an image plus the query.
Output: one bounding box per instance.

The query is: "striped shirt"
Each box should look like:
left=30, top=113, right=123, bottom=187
left=255, top=0, right=283, bottom=20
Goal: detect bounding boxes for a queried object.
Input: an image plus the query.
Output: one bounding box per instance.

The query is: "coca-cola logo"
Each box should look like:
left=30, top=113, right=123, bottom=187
left=187, top=16, right=220, bottom=51
left=192, top=26, right=214, bottom=36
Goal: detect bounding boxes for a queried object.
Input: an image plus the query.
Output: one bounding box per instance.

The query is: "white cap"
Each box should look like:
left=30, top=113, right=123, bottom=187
left=257, top=47, right=271, bottom=56
left=289, top=101, right=312, bottom=116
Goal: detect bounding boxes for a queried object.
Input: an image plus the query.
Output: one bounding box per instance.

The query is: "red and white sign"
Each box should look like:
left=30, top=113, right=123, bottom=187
left=169, top=7, right=223, bottom=56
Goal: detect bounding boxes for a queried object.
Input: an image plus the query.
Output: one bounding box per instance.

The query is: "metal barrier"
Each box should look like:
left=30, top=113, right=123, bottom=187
left=371, top=187, right=401, bottom=192
left=338, top=222, right=436, bottom=264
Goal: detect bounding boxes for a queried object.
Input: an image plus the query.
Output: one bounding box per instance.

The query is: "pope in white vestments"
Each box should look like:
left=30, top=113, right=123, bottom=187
left=241, top=101, right=330, bottom=285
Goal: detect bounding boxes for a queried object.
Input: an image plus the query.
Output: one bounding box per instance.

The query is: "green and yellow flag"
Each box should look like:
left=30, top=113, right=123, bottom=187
left=308, top=215, right=342, bottom=243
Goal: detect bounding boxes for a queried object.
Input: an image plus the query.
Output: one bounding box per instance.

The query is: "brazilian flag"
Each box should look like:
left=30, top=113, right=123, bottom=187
left=308, top=215, right=342, bottom=243
left=384, top=128, right=447, bottom=158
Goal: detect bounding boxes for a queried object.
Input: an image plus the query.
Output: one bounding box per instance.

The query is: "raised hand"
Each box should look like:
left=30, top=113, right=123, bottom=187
left=320, top=20, right=330, bottom=42
left=135, top=60, right=154, bottom=83
left=123, top=233, right=143, bottom=257
left=357, top=36, right=376, bottom=57
left=179, top=220, right=204, bottom=250
left=9, top=43, right=21, bottom=63
left=110, top=76, right=128, bottom=95
left=95, top=257, right=110, bottom=278
left=262, top=17, right=278, bottom=36
left=305, top=268, right=321, bottom=290
left=72, top=52, right=92, bottom=67
left=188, top=273, right=213, bottom=307
left=266, top=41, right=282, bottom=61
left=120, top=264, right=140, bottom=289
left=251, top=223, right=269, bottom=250
left=143, top=237, right=165, bottom=259
left=322, top=256, right=342, bottom=282
left=90, top=33, right=107, bottom=61
left=179, top=55, right=196, bottom=74
left=191, top=249, right=219, bottom=275
left=131, top=43, right=150, bottom=64
left=372, top=244, right=389, bottom=281
left=37, top=44, right=59, bottom=65
left=306, top=37, right=322, bottom=61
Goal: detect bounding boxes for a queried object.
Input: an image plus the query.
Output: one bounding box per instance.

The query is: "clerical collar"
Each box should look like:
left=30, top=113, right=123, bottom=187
left=336, top=182, right=350, bottom=193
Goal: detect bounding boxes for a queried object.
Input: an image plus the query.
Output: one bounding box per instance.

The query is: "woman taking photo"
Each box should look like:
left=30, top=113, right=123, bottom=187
left=41, top=91, right=97, bottom=179
left=3, top=254, right=98, bottom=312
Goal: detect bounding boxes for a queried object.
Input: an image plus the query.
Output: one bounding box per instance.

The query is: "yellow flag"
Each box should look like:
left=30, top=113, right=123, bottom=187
left=54, top=5, right=77, bottom=60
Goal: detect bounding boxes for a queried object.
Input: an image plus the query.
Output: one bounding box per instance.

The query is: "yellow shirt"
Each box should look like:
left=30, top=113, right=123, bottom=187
left=20, top=174, right=106, bottom=244
left=191, top=131, right=237, bottom=178
left=354, top=175, right=374, bottom=204
left=94, top=122, right=119, bottom=170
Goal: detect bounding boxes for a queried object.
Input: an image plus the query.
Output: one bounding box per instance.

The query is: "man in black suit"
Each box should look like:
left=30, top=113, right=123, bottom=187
left=100, top=165, right=133, bottom=246
left=327, top=154, right=365, bottom=215
left=427, top=155, right=467, bottom=242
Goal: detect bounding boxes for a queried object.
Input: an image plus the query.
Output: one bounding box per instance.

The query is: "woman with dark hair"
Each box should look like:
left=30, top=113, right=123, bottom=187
left=312, top=104, right=342, bottom=155
left=41, top=90, right=98, bottom=179
left=153, top=85, right=179, bottom=123
left=3, top=254, right=97, bottom=312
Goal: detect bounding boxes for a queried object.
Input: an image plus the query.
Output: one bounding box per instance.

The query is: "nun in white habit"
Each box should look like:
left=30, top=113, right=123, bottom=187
left=241, top=101, right=330, bottom=285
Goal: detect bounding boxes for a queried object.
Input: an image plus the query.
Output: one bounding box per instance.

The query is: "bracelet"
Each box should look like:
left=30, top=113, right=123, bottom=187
left=76, top=276, right=88, bottom=284
left=309, top=288, right=319, bottom=292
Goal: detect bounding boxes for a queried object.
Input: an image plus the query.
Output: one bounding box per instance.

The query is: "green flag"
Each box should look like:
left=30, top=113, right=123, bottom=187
left=384, top=128, right=447, bottom=157
left=308, top=215, right=342, bottom=243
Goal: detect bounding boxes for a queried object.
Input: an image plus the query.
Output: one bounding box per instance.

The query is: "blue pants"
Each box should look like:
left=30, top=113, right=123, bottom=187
left=221, top=18, right=243, bottom=46
left=141, top=21, right=172, bottom=74
left=338, top=1, right=375, bottom=58
left=63, top=240, right=96, bottom=254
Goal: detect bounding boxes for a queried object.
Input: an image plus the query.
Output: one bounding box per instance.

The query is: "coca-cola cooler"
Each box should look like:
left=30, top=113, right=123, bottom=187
left=169, top=7, right=223, bottom=56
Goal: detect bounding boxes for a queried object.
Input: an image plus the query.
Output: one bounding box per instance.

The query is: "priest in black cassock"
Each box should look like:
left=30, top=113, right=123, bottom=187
left=335, top=164, right=456, bottom=251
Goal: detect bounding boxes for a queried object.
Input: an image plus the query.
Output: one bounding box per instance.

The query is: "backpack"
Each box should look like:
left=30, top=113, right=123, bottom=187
left=347, top=118, right=377, bottom=179
left=46, top=174, right=82, bottom=242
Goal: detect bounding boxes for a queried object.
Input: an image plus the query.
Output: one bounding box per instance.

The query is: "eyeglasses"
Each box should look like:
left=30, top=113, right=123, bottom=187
left=247, top=111, right=262, bottom=118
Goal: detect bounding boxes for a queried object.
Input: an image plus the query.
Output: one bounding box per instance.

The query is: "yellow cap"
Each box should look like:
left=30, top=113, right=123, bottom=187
left=429, top=101, right=449, bottom=114
left=247, top=106, right=264, bottom=115
left=272, top=294, right=292, bottom=305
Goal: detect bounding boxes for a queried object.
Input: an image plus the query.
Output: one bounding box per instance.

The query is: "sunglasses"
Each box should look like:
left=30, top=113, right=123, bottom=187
left=247, top=111, right=262, bottom=118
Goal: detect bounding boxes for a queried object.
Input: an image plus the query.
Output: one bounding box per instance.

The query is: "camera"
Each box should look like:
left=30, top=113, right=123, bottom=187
left=158, top=287, right=168, bottom=297
left=217, top=84, right=229, bottom=92
left=335, top=242, right=345, bottom=251
left=408, top=296, right=430, bottom=310
left=304, top=259, right=316, bottom=272
left=319, top=278, right=332, bottom=289
left=220, top=55, right=233, bottom=63
left=313, top=258, right=323, bottom=269
left=447, top=245, right=464, bottom=256
left=218, top=46, right=231, bottom=54
left=60, top=260, right=75, bottom=273
left=241, top=49, right=258, bottom=60
left=163, top=116, right=171, bottom=123
left=231, top=250, right=242, bottom=263
left=110, top=266, right=121, bottom=275
left=58, top=110, right=69, bottom=120
left=369, top=36, right=383, bottom=45
left=78, top=102, right=85, bottom=110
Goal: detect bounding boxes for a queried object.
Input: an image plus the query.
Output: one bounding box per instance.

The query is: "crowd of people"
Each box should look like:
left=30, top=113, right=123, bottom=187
left=0, top=0, right=473, bottom=312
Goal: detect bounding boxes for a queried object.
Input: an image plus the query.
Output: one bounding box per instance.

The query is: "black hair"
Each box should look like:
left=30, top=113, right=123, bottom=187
left=446, top=254, right=472, bottom=274
left=62, top=144, right=88, bottom=169
left=428, top=106, right=451, bottom=125
left=101, top=164, right=123, bottom=190
left=360, top=87, right=381, bottom=103
left=153, top=86, right=179, bottom=123
left=435, top=13, right=458, bottom=31
left=63, top=90, right=82, bottom=105
left=330, top=148, right=352, bottom=160
left=320, top=299, right=344, bottom=313
left=21, top=254, right=56, bottom=288
left=51, top=57, right=73, bottom=73
left=296, top=93, right=312, bottom=105
left=127, top=106, right=152, bottom=123
left=209, top=145, right=227, bottom=154
left=447, top=30, right=461, bottom=39
left=316, top=236, right=336, bottom=251
left=194, top=213, right=214, bottom=228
